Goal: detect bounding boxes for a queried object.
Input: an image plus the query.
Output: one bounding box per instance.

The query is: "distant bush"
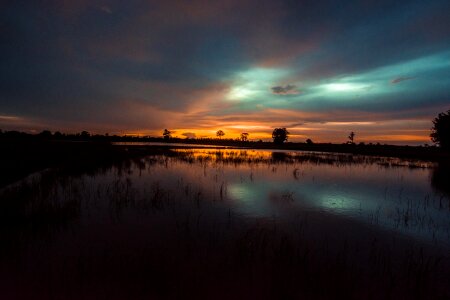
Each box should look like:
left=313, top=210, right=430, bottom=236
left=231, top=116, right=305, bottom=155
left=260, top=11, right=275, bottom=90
left=272, top=128, right=289, bottom=144
left=431, top=110, right=450, bottom=149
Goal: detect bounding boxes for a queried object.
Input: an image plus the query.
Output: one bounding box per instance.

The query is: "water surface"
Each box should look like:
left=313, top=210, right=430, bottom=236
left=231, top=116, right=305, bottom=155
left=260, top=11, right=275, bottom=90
left=1, top=148, right=449, bottom=299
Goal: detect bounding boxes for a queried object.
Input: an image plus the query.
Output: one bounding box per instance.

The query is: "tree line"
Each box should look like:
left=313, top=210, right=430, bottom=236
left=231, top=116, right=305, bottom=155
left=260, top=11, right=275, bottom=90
left=163, top=108, right=449, bottom=149
left=1, top=109, right=448, bottom=149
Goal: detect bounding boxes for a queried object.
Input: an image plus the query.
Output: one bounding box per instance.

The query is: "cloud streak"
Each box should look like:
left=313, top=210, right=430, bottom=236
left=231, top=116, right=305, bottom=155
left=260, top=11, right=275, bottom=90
left=1, top=0, right=450, bottom=144
left=391, top=76, right=416, bottom=84
left=181, top=132, right=196, bottom=139
left=271, top=84, right=300, bottom=95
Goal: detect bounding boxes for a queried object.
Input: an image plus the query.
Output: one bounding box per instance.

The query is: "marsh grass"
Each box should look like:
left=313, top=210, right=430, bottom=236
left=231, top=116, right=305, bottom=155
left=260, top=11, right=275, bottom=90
left=0, top=149, right=449, bottom=299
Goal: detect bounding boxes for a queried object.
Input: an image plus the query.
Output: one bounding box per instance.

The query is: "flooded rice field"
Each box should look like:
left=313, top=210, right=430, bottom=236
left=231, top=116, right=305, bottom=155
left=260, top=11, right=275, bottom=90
left=1, top=148, right=449, bottom=299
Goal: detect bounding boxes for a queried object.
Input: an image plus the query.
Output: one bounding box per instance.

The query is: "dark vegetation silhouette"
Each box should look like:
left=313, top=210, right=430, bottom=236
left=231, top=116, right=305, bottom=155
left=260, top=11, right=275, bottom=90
left=348, top=131, right=355, bottom=144
left=81, top=130, right=90, bottom=139
left=163, top=129, right=172, bottom=140
left=216, top=130, right=225, bottom=139
left=240, top=132, right=249, bottom=142
left=431, top=109, right=450, bottom=150
left=39, top=130, right=52, bottom=138
left=1, top=109, right=450, bottom=188
left=272, top=128, right=289, bottom=144
left=0, top=129, right=448, bottom=164
left=431, top=161, right=450, bottom=196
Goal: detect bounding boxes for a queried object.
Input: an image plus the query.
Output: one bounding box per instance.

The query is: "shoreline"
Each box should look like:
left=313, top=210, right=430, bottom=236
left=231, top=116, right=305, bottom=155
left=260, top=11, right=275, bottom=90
left=1, top=138, right=448, bottom=188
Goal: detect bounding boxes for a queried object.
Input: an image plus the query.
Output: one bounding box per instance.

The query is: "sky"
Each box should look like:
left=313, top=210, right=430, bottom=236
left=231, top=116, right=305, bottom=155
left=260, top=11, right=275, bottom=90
left=1, top=0, right=450, bottom=144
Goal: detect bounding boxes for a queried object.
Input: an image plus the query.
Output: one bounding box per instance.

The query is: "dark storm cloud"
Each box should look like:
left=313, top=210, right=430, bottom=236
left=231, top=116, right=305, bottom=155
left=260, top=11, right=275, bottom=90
left=288, top=1, right=450, bottom=80
left=391, top=77, right=416, bottom=84
left=271, top=84, right=299, bottom=95
left=0, top=0, right=449, bottom=140
left=99, top=6, right=113, bottom=14
left=289, top=122, right=306, bottom=127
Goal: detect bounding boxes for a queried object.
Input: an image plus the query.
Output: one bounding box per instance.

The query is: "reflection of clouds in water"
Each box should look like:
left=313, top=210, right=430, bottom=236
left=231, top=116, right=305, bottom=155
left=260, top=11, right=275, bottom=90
left=227, top=183, right=296, bottom=217
left=319, top=194, right=361, bottom=212
left=10, top=148, right=446, bottom=247
left=228, top=184, right=256, bottom=203
left=223, top=161, right=449, bottom=245
left=228, top=183, right=270, bottom=217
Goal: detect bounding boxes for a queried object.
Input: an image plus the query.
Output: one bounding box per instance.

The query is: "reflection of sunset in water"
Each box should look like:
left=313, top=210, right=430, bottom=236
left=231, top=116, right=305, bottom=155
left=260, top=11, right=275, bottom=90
left=1, top=148, right=449, bottom=299
left=174, top=148, right=275, bottom=161
left=146, top=148, right=447, bottom=245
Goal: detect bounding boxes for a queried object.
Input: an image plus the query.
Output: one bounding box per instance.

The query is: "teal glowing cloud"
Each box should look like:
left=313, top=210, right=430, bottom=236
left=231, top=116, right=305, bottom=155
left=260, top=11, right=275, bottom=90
left=224, top=51, right=450, bottom=113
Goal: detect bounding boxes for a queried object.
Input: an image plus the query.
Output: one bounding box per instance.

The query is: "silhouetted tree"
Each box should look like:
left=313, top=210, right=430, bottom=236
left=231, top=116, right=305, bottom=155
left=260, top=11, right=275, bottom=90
left=272, top=128, right=289, bottom=144
left=348, top=131, right=355, bottom=144
left=216, top=130, right=225, bottom=139
left=80, top=131, right=90, bottom=139
left=306, top=138, right=314, bottom=145
left=431, top=110, right=450, bottom=149
left=240, top=132, right=249, bottom=142
left=163, top=129, right=172, bottom=140
left=39, top=130, right=52, bottom=139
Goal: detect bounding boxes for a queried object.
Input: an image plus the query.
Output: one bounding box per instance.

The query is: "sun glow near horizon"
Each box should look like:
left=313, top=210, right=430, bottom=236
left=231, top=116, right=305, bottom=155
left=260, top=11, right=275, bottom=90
left=119, top=118, right=432, bottom=145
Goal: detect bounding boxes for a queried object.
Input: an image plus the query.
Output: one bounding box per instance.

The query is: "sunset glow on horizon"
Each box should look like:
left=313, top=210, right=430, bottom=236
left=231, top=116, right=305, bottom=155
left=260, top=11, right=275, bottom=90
left=1, top=1, right=449, bottom=145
